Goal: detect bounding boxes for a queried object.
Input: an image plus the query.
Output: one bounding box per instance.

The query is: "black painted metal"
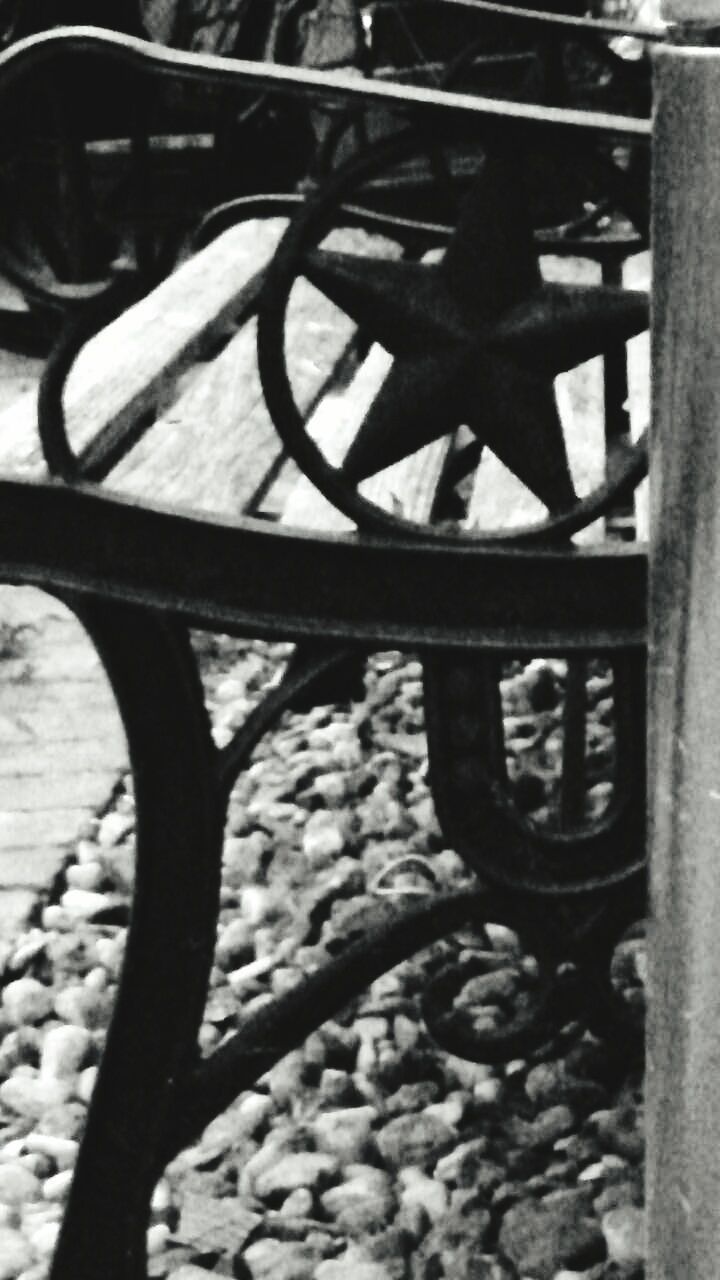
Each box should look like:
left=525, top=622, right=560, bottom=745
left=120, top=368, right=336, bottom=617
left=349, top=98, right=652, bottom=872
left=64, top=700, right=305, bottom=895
left=0, top=480, right=647, bottom=650
left=0, top=27, right=655, bottom=1277
left=256, top=127, right=649, bottom=545
left=48, top=597, right=222, bottom=1280
left=0, top=28, right=651, bottom=141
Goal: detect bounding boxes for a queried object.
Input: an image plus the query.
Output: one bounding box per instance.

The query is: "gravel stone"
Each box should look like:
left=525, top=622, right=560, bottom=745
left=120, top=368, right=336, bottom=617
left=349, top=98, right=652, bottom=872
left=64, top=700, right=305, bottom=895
left=215, top=918, right=254, bottom=970
left=279, top=1187, right=314, bottom=1217
left=601, top=1204, right=645, bottom=1265
left=76, top=1066, right=98, bottom=1105
left=0, top=1164, right=41, bottom=1207
left=60, top=889, right=115, bottom=920
left=253, top=1151, right=339, bottom=1199
left=432, top=1136, right=490, bottom=1187
left=312, top=1106, right=377, bottom=1163
left=243, top=1238, right=318, bottom=1280
left=0, top=1228, right=33, bottom=1279
left=499, top=1197, right=606, bottom=1280
left=398, top=1168, right=448, bottom=1223
left=35, top=1101, right=86, bottom=1140
left=316, top=1260, right=395, bottom=1280
left=0, top=1076, right=70, bottom=1120
left=302, top=814, right=346, bottom=864
left=65, top=862, right=104, bottom=893
left=376, top=1112, right=454, bottom=1171
left=42, top=1169, right=73, bottom=1202
left=0, top=1030, right=41, bottom=1075
left=53, top=984, right=111, bottom=1030
left=318, top=1069, right=361, bottom=1107
left=321, top=1172, right=396, bottom=1233
left=97, top=811, right=134, bottom=848
left=39, top=1025, right=93, bottom=1080
left=2, top=981, right=53, bottom=1028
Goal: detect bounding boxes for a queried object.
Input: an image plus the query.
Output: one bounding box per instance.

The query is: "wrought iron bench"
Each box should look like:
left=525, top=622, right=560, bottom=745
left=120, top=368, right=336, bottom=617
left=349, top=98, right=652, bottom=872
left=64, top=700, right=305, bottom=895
left=0, top=23, right=653, bottom=1280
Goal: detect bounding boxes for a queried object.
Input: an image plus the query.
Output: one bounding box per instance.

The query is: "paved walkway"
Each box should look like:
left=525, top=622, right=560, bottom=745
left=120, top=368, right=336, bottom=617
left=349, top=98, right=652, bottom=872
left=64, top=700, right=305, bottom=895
left=0, top=298, right=128, bottom=945
left=0, top=585, right=128, bottom=943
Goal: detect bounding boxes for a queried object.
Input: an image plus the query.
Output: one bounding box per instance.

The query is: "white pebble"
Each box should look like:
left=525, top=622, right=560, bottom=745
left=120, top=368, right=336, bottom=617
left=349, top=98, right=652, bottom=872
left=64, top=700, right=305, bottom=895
left=68, top=860, right=104, bottom=892
left=235, top=1092, right=272, bottom=1136
left=215, top=676, right=245, bottom=702
left=239, top=886, right=271, bottom=925
left=76, top=1067, right=98, bottom=1105
left=28, top=1219, right=59, bottom=1259
left=94, top=934, right=126, bottom=978
left=399, top=1168, right=448, bottom=1223
left=41, top=907, right=74, bottom=932
left=146, top=1223, right=170, bottom=1255
left=226, top=958, right=273, bottom=992
left=0, top=1142, right=26, bottom=1163
left=9, top=933, right=47, bottom=971
left=42, top=1170, right=72, bottom=1202
left=23, top=1136, right=78, bottom=1171
left=473, top=1079, right=501, bottom=1105
left=0, top=1164, right=41, bottom=1207
left=84, top=967, right=107, bottom=993
left=602, top=1206, right=646, bottom=1266
left=0, top=1077, right=69, bottom=1120
left=53, top=986, right=107, bottom=1030
left=2, top=980, right=53, bottom=1028
left=97, top=811, right=134, bottom=848
left=60, top=890, right=112, bottom=920
left=75, top=839, right=101, bottom=865
left=302, top=821, right=345, bottom=864
left=151, top=1179, right=171, bottom=1216
left=0, top=1228, right=33, bottom=1278
left=40, top=1026, right=93, bottom=1080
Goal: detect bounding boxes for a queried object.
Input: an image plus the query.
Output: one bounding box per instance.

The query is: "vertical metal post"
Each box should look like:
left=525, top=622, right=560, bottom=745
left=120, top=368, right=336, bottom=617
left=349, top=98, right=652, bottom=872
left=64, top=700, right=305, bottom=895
left=602, top=249, right=635, bottom=541
left=648, top=29, right=720, bottom=1278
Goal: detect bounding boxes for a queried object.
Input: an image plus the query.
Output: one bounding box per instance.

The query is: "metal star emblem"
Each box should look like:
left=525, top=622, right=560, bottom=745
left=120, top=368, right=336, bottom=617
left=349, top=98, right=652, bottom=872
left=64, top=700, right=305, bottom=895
left=300, top=150, right=648, bottom=518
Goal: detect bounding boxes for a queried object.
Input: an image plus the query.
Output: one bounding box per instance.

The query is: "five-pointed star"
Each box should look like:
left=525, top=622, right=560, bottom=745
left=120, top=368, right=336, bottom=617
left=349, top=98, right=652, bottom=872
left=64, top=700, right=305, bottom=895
left=300, top=150, right=649, bottom=517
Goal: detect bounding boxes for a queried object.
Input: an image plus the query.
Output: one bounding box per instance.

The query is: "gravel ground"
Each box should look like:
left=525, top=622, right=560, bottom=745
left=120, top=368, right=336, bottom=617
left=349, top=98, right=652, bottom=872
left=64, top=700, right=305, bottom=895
left=0, top=636, right=645, bottom=1280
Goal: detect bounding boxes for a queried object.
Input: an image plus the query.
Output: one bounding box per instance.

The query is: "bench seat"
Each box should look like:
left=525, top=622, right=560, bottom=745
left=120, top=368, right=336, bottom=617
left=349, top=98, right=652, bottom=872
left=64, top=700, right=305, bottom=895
left=0, top=223, right=650, bottom=540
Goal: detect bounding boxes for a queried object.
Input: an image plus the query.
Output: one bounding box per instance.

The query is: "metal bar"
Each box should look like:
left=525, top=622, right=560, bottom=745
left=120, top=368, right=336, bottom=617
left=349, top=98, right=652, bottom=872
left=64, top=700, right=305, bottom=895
left=559, top=658, right=588, bottom=829
left=47, top=600, right=222, bottom=1280
left=0, top=479, right=647, bottom=650
left=372, top=0, right=667, bottom=42
left=648, top=38, right=720, bottom=1280
left=0, top=28, right=651, bottom=142
left=162, top=888, right=485, bottom=1160
left=602, top=252, right=636, bottom=540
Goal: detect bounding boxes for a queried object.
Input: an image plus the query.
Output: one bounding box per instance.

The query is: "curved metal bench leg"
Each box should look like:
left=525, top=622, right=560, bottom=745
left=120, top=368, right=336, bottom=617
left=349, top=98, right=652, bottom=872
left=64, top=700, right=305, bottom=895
left=48, top=599, right=222, bottom=1280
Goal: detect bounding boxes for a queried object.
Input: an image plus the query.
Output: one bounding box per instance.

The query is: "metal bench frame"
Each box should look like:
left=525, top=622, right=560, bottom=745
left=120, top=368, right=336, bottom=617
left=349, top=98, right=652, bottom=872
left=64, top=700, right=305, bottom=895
left=0, top=27, right=653, bottom=1280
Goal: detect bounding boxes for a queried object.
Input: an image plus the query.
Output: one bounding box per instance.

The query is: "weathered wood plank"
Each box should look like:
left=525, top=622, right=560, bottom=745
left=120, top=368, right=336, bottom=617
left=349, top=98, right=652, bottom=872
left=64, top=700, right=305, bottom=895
left=110, top=319, right=283, bottom=515
left=281, top=343, right=451, bottom=530
left=107, top=267, right=358, bottom=515
left=648, top=42, right=720, bottom=1280
left=0, top=218, right=288, bottom=478
left=463, top=251, right=648, bottom=543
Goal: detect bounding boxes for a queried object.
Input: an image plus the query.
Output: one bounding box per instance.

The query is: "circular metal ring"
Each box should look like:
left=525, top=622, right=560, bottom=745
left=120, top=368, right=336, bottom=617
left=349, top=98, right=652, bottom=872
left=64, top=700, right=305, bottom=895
left=257, top=125, right=648, bottom=547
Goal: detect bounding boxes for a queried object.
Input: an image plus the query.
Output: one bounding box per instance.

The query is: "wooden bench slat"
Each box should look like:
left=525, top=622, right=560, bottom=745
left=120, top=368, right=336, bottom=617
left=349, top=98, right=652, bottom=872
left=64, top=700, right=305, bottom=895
left=110, top=273, right=358, bottom=517
left=0, top=219, right=288, bottom=478
left=109, top=319, right=283, bottom=515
